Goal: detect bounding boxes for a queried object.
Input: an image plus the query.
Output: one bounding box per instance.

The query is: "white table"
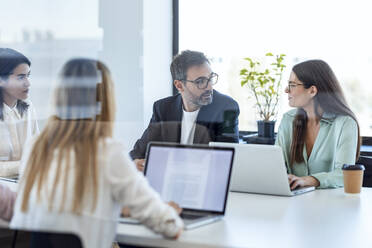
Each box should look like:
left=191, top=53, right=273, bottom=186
left=2, top=179, right=372, bottom=248
left=116, top=188, right=372, bottom=248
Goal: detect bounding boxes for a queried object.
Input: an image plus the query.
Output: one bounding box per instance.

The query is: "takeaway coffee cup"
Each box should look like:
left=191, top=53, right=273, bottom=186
left=342, top=164, right=365, bottom=194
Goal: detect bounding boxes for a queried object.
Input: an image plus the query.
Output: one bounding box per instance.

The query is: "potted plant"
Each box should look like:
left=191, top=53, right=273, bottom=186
left=240, top=53, right=286, bottom=139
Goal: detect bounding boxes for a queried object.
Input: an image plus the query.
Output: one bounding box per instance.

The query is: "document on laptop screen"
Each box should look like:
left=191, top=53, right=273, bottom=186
left=146, top=146, right=233, bottom=212
left=161, top=150, right=211, bottom=209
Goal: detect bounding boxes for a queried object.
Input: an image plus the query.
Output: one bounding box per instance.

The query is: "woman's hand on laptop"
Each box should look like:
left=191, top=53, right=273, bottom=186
left=166, top=202, right=183, bottom=239
left=121, top=206, right=131, bottom=217
left=168, top=201, right=183, bottom=239
left=167, top=201, right=182, bottom=215
left=288, top=174, right=320, bottom=190
left=174, top=228, right=183, bottom=239
left=134, top=159, right=145, bottom=172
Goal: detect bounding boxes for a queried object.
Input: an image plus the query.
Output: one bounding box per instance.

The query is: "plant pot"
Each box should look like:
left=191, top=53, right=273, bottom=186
left=257, top=120, right=276, bottom=138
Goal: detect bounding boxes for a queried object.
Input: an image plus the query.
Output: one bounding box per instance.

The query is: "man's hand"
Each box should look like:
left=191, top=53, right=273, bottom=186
left=288, top=174, right=320, bottom=190
left=134, top=159, right=145, bottom=172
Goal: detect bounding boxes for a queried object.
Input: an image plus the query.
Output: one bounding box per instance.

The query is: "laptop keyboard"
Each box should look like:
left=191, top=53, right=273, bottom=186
left=180, top=213, right=204, bottom=220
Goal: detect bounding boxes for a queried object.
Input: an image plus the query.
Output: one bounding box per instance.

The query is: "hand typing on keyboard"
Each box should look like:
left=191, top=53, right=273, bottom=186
left=288, top=174, right=320, bottom=190
left=168, top=201, right=182, bottom=215
left=121, top=201, right=182, bottom=218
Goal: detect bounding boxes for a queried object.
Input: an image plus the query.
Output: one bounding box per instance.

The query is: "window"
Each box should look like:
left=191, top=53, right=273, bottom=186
left=179, top=0, right=372, bottom=136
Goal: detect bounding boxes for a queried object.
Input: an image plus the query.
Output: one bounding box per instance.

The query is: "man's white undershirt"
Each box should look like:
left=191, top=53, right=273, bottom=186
left=180, top=108, right=200, bottom=144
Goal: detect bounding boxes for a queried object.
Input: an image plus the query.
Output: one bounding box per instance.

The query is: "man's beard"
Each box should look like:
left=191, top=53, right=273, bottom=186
left=193, top=90, right=213, bottom=106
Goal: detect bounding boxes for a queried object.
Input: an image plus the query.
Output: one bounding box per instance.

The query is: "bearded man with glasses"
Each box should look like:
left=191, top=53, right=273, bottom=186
left=130, top=50, right=240, bottom=171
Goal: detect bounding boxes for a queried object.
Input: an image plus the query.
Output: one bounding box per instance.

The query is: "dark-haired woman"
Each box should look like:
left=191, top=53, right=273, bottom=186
left=276, top=60, right=360, bottom=189
left=0, top=48, right=39, bottom=177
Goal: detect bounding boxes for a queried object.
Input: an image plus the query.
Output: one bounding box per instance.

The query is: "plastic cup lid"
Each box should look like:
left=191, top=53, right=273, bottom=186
left=342, top=164, right=365, bottom=170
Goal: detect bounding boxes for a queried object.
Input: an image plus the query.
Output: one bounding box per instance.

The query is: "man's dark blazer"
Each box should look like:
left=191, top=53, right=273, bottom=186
left=129, top=90, right=240, bottom=159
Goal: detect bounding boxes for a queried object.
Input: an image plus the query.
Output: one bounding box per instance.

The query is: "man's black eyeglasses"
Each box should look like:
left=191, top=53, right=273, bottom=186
left=182, top=72, right=218, bottom=89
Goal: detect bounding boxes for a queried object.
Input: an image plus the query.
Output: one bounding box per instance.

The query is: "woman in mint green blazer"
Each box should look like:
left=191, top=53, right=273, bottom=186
left=276, top=60, right=360, bottom=189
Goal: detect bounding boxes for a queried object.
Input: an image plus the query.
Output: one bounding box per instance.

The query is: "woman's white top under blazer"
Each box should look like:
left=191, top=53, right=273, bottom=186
left=0, top=101, right=39, bottom=177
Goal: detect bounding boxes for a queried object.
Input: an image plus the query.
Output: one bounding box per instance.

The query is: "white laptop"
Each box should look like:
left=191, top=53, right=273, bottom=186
left=209, top=142, right=315, bottom=196
left=0, top=176, right=18, bottom=183
left=120, top=142, right=235, bottom=230
left=0, top=157, right=19, bottom=182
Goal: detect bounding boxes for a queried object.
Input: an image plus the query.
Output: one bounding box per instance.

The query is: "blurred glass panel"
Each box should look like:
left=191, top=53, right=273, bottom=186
left=0, top=0, right=102, bottom=127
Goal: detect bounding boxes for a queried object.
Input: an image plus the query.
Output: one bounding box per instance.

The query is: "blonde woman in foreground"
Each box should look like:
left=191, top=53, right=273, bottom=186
left=10, top=58, right=183, bottom=248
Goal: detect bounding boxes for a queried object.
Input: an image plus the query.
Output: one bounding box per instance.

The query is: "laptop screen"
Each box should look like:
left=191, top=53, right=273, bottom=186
left=144, top=143, right=234, bottom=213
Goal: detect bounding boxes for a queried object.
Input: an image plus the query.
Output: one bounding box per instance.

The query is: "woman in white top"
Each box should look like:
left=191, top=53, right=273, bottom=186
left=0, top=48, right=39, bottom=177
left=10, top=58, right=183, bottom=248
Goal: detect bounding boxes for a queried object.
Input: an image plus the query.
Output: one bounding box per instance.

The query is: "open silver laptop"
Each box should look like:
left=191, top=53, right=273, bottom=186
left=120, top=142, right=235, bottom=230
left=0, top=157, right=19, bottom=182
left=209, top=142, right=315, bottom=196
left=0, top=176, right=19, bottom=183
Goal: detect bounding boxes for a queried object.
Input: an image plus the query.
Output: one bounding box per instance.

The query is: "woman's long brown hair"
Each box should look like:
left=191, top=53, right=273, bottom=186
left=290, top=60, right=360, bottom=167
left=20, top=59, right=115, bottom=214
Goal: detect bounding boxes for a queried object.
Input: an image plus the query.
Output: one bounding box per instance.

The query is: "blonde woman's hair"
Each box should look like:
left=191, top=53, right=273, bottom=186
left=20, top=58, right=115, bottom=214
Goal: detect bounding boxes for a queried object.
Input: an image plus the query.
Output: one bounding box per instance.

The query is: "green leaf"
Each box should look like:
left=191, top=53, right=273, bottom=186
left=269, top=85, right=274, bottom=93
left=265, top=52, right=273, bottom=56
left=240, top=69, right=247, bottom=75
left=258, top=78, right=264, bottom=87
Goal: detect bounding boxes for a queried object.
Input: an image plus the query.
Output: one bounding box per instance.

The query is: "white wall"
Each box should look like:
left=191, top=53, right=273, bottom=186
left=143, top=0, right=173, bottom=124
left=99, top=0, right=173, bottom=149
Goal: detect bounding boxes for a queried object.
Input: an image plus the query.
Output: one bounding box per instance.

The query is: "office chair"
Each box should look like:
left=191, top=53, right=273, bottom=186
left=358, top=156, right=372, bottom=187
left=11, top=230, right=83, bottom=248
